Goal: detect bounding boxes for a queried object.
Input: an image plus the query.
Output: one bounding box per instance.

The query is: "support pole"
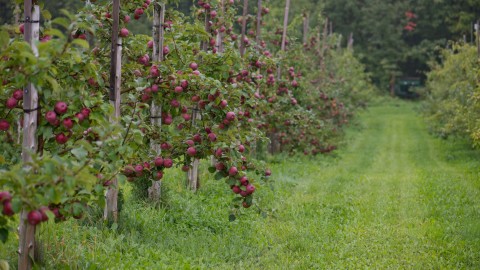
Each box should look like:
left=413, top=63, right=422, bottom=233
left=239, top=0, right=249, bottom=57
left=303, top=12, right=309, bottom=45
left=148, top=2, right=165, bottom=201
left=256, top=0, right=262, bottom=45
left=18, top=2, right=40, bottom=269
left=476, top=20, right=480, bottom=57
left=104, top=0, right=121, bottom=223
left=277, top=0, right=290, bottom=79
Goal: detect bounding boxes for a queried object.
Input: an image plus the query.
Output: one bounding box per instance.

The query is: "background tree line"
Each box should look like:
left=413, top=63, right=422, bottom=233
left=2, top=0, right=479, bottom=90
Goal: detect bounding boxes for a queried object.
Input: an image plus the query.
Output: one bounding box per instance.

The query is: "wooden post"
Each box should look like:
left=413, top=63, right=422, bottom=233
left=187, top=108, right=200, bottom=191
left=471, top=22, right=474, bottom=44
left=239, top=0, right=249, bottom=57
left=18, top=2, right=40, bottom=269
left=347, top=32, right=354, bottom=49
left=256, top=0, right=262, bottom=45
left=269, top=0, right=290, bottom=154
left=476, top=20, right=480, bottom=57
left=148, top=2, right=165, bottom=201
left=277, top=0, right=290, bottom=80
left=216, top=0, right=225, bottom=53
left=303, top=12, right=309, bottom=45
left=188, top=6, right=211, bottom=191
left=104, top=0, right=121, bottom=223
left=390, top=74, right=395, bottom=97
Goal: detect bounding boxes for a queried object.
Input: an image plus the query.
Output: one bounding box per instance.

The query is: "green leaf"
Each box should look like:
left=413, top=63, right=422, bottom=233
left=214, top=172, right=224, bottom=180
left=41, top=10, right=52, bottom=20
left=0, top=228, right=8, bottom=243
left=52, top=17, right=70, bottom=29
left=71, top=147, right=88, bottom=160
left=44, top=76, right=60, bottom=92
left=72, top=39, right=89, bottom=49
left=45, top=29, right=65, bottom=39
left=0, top=30, right=9, bottom=50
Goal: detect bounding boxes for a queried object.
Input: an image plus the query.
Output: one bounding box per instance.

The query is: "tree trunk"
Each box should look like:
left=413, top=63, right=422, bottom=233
left=104, top=0, right=121, bottom=223
left=18, top=2, right=40, bottom=269
left=148, top=2, right=165, bottom=201
left=239, top=0, right=249, bottom=57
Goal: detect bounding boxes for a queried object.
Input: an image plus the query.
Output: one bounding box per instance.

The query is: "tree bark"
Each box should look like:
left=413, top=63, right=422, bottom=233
left=104, top=0, right=121, bottom=223
left=18, top=2, right=40, bottom=269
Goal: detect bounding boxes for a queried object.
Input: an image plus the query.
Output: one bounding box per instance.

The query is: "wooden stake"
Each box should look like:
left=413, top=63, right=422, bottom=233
left=256, top=0, right=262, bottom=45
left=18, top=2, right=40, bottom=269
left=239, top=0, right=249, bottom=57
left=347, top=32, right=354, bottom=49
left=277, top=0, right=290, bottom=80
left=188, top=7, right=211, bottom=191
left=216, top=0, right=225, bottom=53
left=476, top=20, right=480, bottom=57
left=104, top=0, right=121, bottom=223
left=303, top=12, right=309, bottom=45
left=148, top=2, right=165, bottom=201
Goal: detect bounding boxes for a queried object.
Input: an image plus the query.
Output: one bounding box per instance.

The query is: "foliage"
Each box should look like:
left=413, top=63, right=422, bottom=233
left=423, top=43, right=480, bottom=145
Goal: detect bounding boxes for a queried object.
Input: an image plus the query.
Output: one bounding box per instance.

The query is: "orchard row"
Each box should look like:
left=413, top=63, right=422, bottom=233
left=0, top=0, right=372, bottom=249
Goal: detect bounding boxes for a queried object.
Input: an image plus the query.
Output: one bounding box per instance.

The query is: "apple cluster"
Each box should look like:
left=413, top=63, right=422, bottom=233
left=0, top=89, right=22, bottom=131
left=44, top=101, right=92, bottom=145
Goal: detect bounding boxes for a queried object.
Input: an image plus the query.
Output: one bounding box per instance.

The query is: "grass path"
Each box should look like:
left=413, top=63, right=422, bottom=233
left=256, top=100, right=480, bottom=268
left=2, top=101, right=480, bottom=269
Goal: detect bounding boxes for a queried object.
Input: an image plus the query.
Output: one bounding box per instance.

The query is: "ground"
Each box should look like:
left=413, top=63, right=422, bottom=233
left=1, top=100, right=480, bottom=269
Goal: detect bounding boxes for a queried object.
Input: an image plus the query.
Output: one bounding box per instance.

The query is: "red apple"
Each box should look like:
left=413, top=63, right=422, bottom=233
left=246, top=184, right=255, bottom=194
left=163, top=158, right=173, bottom=168
left=186, top=147, right=197, bottom=156
left=0, top=191, right=12, bottom=202
left=13, top=89, right=23, bottom=100
left=154, top=157, right=164, bottom=167
left=63, top=118, right=74, bottom=129
left=119, top=28, right=129, bottom=37
left=208, top=133, right=217, bottom=142
left=6, top=97, right=17, bottom=109
left=189, top=62, right=198, bottom=70
left=54, top=101, right=68, bottom=115
left=27, top=210, right=43, bottom=225
left=55, top=133, right=68, bottom=144
left=0, top=119, right=9, bottom=131
left=226, top=111, right=235, bottom=121
left=2, top=201, right=14, bottom=216
left=228, top=166, right=238, bottom=176
left=238, top=144, right=245, bottom=153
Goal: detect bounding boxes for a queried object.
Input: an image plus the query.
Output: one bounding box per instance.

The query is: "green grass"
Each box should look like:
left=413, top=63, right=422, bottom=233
left=2, top=100, right=480, bottom=269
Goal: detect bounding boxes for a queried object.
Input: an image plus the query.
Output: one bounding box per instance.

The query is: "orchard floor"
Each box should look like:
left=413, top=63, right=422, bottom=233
left=2, top=100, right=480, bottom=269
